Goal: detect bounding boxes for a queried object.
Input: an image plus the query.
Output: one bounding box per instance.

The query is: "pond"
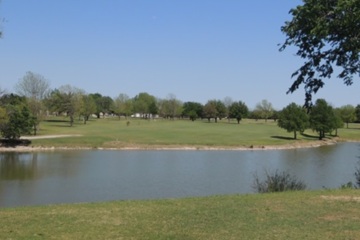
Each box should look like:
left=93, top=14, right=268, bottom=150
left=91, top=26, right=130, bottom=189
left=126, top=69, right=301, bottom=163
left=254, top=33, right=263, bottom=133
left=0, top=142, right=359, bottom=208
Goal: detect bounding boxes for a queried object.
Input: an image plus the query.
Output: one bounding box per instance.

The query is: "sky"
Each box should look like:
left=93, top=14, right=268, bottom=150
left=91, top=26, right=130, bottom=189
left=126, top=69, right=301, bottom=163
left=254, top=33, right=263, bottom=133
left=0, top=0, right=358, bottom=110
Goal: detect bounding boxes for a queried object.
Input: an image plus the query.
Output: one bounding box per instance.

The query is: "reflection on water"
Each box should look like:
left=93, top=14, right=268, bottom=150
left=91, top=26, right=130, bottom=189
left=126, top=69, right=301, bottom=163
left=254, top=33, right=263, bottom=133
left=0, top=142, right=359, bottom=208
left=0, top=153, right=39, bottom=180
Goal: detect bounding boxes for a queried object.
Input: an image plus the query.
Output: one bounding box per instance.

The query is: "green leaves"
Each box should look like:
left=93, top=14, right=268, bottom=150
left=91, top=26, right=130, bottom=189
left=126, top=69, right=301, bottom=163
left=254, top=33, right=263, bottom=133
left=278, top=102, right=309, bottom=139
left=281, top=0, right=360, bottom=107
left=0, top=95, right=35, bottom=139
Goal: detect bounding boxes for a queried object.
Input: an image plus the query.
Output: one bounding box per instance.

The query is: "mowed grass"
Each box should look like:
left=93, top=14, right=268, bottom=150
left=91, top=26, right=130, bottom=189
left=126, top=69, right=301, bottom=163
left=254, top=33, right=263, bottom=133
left=28, top=117, right=360, bottom=148
left=6, top=118, right=360, bottom=239
left=1, top=189, right=360, bottom=240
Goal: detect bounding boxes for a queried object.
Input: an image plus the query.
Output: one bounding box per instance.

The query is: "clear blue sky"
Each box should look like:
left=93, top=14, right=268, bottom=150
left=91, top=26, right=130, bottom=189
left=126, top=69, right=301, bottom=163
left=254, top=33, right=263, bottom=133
left=0, top=0, right=358, bottom=109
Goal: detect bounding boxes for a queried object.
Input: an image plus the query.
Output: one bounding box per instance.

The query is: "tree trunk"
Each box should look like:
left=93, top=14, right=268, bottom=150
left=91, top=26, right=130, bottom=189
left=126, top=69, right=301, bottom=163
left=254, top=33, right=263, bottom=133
left=70, top=115, right=74, bottom=127
left=33, top=124, right=37, bottom=136
left=294, top=130, right=297, bottom=139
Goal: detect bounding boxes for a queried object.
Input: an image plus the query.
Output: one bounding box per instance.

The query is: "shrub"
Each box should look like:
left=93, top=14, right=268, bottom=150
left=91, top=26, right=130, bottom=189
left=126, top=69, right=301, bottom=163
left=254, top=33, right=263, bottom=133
left=253, top=170, right=307, bottom=193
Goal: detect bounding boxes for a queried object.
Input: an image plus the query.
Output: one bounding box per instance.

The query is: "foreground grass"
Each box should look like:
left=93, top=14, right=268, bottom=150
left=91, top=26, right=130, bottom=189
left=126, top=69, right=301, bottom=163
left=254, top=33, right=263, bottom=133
left=1, top=189, right=359, bottom=239
left=27, top=117, right=360, bottom=149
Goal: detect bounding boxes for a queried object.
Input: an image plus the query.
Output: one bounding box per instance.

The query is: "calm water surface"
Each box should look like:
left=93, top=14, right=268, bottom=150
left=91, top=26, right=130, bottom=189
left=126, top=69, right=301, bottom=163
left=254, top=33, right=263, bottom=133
left=0, top=142, right=359, bottom=208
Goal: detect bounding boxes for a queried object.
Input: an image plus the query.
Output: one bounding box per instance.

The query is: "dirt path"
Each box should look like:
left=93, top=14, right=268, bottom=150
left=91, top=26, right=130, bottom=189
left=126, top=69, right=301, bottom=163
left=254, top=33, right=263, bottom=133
left=20, top=134, right=82, bottom=140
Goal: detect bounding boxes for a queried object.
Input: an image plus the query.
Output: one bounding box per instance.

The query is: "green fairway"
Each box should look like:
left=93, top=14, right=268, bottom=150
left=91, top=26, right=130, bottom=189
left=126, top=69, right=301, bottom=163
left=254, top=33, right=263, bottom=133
left=1, top=189, right=359, bottom=240
left=25, top=117, right=360, bottom=149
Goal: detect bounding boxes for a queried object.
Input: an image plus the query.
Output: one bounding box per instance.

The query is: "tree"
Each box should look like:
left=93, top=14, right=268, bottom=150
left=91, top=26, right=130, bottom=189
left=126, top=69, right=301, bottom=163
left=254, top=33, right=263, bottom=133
left=158, top=94, right=183, bottom=119
left=0, top=106, right=7, bottom=129
left=309, top=99, right=336, bottom=140
left=15, top=71, right=50, bottom=100
left=112, top=93, right=133, bottom=119
left=88, top=93, right=102, bottom=118
left=80, top=94, right=96, bottom=124
left=338, top=105, right=356, bottom=128
left=182, top=102, right=203, bottom=121
left=255, top=99, right=274, bottom=122
left=215, top=100, right=227, bottom=121
left=15, top=71, right=50, bottom=135
left=0, top=94, right=35, bottom=139
left=356, top=104, right=360, bottom=123
left=203, top=100, right=218, bottom=122
left=45, top=85, right=84, bottom=126
left=332, top=108, right=344, bottom=136
left=280, top=0, right=360, bottom=107
left=88, top=93, right=113, bottom=118
left=133, top=92, right=158, bottom=119
left=223, top=96, right=233, bottom=109
left=228, top=101, right=249, bottom=124
left=278, top=103, right=309, bottom=139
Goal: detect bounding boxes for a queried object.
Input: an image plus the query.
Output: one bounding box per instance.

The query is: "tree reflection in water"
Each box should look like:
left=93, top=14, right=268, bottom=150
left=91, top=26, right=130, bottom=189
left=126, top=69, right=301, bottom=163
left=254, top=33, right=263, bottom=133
left=0, top=152, right=39, bottom=180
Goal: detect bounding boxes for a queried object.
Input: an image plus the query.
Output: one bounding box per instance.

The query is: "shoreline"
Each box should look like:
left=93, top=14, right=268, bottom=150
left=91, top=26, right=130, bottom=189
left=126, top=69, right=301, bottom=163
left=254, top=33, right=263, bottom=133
left=0, top=136, right=349, bottom=152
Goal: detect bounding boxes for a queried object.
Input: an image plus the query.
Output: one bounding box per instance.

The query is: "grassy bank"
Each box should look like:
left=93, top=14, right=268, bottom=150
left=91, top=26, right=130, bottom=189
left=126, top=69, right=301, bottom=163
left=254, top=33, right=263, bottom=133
left=1, top=189, right=359, bottom=239
left=25, top=117, right=360, bottom=149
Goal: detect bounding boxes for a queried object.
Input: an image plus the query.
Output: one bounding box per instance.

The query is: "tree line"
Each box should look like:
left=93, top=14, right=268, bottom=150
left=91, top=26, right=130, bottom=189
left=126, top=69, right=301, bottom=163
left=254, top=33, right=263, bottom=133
left=1, top=71, right=360, bottom=140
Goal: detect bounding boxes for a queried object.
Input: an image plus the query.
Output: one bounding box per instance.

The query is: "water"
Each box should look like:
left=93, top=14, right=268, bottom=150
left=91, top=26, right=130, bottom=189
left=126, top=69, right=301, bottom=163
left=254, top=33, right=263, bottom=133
left=0, top=142, right=359, bottom=208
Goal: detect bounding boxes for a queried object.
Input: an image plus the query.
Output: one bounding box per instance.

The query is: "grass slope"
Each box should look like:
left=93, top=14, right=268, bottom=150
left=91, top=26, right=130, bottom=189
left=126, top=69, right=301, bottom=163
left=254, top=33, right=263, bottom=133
left=1, top=189, right=359, bottom=239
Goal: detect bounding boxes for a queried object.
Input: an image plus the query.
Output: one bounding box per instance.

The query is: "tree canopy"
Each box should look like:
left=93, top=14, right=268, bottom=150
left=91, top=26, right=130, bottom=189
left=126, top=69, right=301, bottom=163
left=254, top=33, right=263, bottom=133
left=228, top=101, right=249, bottom=124
left=0, top=94, right=35, bottom=139
left=280, top=0, right=360, bottom=107
left=309, top=98, right=337, bottom=139
left=182, top=102, right=203, bottom=121
left=278, top=102, right=309, bottom=139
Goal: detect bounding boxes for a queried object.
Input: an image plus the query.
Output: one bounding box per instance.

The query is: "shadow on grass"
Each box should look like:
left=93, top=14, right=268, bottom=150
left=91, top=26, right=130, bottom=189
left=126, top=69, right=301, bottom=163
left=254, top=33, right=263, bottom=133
left=271, top=136, right=295, bottom=141
left=0, top=139, right=31, bottom=148
left=300, top=133, right=319, bottom=139
left=44, top=119, right=82, bottom=127
left=344, top=127, right=360, bottom=130
left=44, top=119, right=69, bottom=123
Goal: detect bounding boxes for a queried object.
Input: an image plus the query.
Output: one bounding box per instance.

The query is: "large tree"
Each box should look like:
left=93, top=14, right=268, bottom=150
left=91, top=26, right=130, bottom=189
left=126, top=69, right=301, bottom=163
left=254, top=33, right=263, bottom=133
left=45, top=85, right=84, bottom=126
left=15, top=71, right=50, bottom=135
left=228, top=101, right=249, bottom=124
left=182, top=101, right=203, bottom=121
left=309, top=98, right=336, bottom=140
left=133, top=92, right=158, bottom=119
left=280, top=0, right=360, bottom=107
left=278, top=103, right=309, bottom=139
left=203, top=100, right=218, bottom=122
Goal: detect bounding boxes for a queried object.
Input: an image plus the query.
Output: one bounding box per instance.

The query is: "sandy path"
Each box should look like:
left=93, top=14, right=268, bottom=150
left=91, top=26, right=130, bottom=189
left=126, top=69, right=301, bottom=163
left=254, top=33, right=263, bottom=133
left=20, top=134, right=82, bottom=140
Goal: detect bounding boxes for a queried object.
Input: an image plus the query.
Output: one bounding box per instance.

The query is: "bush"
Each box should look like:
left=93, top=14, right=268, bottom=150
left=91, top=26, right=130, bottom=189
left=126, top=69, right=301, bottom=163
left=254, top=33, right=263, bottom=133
left=253, top=170, right=307, bottom=193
